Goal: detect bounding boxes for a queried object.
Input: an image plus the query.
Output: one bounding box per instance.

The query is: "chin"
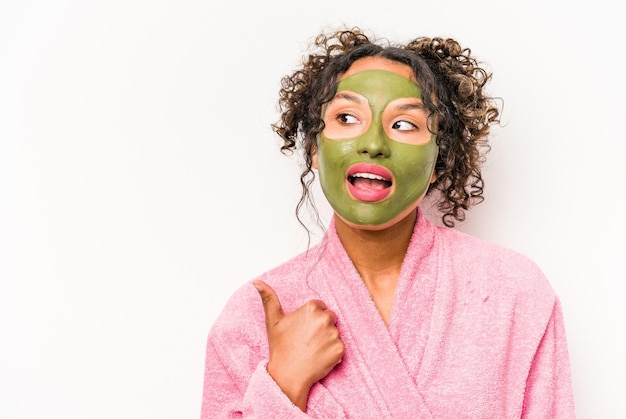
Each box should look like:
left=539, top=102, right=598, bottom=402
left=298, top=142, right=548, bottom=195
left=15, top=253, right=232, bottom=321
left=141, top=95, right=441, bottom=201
left=336, top=205, right=420, bottom=232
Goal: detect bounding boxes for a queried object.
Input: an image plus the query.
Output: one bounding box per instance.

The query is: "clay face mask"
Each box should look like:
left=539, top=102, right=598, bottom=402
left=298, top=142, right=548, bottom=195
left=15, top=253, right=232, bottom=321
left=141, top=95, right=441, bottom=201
left=316, top=69, right=438, bottom=227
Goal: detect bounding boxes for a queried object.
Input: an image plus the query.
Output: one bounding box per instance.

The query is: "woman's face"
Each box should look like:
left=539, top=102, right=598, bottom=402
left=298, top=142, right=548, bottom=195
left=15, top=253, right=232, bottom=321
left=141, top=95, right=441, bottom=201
left=314, top=57, right=438, bottom=230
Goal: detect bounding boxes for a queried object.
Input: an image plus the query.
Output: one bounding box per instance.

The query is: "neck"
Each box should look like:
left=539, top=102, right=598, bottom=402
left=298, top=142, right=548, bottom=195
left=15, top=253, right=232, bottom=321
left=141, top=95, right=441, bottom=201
left=334, top=210, right=417, bottom=285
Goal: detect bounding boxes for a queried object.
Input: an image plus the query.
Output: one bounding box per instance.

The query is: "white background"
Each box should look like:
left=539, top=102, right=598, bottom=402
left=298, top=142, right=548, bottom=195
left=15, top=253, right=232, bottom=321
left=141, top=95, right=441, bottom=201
left=1, top=1, right=624, bottom=418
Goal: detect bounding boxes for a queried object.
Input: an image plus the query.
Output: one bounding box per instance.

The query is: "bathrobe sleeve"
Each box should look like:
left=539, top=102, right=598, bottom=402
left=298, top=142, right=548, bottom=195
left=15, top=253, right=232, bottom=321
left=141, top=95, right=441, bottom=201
left=521, top=298, right=576, bottom=418
left=200, top=280, right=312, bottom=419
left=201, top=338, right=310, bottom=418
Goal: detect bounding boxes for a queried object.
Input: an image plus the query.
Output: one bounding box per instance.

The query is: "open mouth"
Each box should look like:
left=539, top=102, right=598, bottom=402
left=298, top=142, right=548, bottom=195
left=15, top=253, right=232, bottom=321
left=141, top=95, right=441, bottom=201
left=348, top=172, right=392, bottom=190
left=346, top=163, right=394, bottom=202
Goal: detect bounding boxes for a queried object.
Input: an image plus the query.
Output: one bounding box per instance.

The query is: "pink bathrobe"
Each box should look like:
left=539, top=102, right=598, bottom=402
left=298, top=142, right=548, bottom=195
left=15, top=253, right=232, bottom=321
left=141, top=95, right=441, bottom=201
left=201, top=210, right=575, bottom=418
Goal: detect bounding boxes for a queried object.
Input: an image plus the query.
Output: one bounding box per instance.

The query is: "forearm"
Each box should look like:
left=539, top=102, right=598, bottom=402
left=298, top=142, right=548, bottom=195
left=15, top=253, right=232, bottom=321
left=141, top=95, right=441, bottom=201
left=266, top=360, right=313, bottom=412
left=202, top=340, right=311, bottom=418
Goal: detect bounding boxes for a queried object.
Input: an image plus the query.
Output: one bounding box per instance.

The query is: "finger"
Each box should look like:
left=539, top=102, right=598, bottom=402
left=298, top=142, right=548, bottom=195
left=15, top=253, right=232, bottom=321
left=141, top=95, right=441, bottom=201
left=304, top=300, right=337, bottom=324
left=252, top=280, right=285, bottom=327
left=307, top=299, right=328, bottom=311
left=324, top=308, right=338, bottom=325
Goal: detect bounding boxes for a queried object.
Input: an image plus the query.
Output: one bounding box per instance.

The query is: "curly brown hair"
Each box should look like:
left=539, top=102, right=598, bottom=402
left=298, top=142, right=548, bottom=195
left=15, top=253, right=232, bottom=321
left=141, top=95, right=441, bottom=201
left=272, top=27, right=501, bottom=229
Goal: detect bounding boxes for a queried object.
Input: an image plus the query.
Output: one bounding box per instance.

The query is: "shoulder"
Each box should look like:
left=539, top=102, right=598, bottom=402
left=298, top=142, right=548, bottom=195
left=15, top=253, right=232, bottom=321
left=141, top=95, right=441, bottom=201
left=207, top=279, right=265, bottom=361
left=435, top=226, right=556, bottom=305
left=208, top=244, right=324, bottom=346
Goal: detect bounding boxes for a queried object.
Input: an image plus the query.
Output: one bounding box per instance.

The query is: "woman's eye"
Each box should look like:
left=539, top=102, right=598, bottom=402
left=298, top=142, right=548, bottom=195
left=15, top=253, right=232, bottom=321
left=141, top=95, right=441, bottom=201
left=338, top=113, right=359, bottom=124
left=392, top=120, right=417, bottom=131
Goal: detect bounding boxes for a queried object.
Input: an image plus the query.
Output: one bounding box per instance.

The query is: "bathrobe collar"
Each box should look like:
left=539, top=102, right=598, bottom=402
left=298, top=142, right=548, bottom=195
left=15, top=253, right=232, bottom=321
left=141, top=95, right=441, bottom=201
left=316, top=207, right=436, bottom=417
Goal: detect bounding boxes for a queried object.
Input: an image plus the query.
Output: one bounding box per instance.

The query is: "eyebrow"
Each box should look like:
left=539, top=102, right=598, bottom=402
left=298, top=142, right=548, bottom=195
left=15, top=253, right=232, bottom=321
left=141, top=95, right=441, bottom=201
left=392, top=101, right=426, bottom=112
left=332, top=92, right=368, bottom=105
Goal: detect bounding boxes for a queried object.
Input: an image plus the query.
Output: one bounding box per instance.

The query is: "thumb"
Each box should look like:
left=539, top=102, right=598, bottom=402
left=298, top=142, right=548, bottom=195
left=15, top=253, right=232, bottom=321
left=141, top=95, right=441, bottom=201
left=252, top=279, right=285, bottom=328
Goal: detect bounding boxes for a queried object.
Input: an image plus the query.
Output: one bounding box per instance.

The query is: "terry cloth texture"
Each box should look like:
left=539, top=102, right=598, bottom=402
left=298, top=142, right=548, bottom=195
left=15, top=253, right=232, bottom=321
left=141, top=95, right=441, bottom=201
left=201, top=209, right=575, bottom=418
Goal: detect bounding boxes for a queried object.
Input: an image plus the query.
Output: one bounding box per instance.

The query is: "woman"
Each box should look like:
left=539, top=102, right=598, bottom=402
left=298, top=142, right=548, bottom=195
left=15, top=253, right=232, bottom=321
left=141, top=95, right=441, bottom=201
left=201, top=28, right=575, bottom=418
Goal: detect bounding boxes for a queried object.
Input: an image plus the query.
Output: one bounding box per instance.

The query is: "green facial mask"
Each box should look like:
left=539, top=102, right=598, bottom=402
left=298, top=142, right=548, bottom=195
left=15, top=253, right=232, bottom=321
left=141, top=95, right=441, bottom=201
left=317, top=69, right=438, bottom=227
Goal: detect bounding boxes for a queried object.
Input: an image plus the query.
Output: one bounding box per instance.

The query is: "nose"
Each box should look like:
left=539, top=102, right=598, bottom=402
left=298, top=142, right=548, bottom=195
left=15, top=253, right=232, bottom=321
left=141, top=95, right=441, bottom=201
left=356, top=125, right=390, bottom=158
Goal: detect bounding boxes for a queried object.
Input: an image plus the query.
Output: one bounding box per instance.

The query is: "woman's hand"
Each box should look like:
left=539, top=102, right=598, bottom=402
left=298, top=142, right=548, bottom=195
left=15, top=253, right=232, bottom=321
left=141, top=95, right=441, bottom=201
left=253, top=280, right=344, bottom=412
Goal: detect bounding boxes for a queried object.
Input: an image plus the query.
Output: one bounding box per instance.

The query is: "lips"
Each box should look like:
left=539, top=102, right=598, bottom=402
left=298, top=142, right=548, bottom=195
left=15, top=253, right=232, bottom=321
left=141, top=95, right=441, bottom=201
left=346, top=163, right=394, bottom=202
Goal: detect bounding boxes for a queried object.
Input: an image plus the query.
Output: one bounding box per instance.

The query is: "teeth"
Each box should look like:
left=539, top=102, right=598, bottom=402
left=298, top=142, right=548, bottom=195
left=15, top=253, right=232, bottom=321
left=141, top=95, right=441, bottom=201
left=352, top=172, right=388, bottom=181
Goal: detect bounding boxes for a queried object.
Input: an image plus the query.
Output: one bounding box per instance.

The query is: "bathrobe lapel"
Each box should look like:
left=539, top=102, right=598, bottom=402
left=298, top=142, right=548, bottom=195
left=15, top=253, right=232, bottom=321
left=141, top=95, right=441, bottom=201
left=314, top=213, right=435, bottom=418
